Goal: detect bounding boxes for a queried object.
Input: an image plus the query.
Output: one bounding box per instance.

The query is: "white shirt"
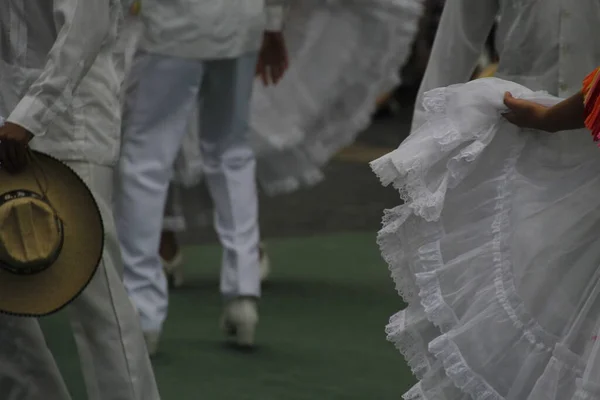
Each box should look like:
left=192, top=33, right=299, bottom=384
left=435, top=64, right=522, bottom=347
left=413, top=0, right=600, bottom=130
left=0, top=0, right=122, bottom=166
left=139, top=0, right=289, bottom=60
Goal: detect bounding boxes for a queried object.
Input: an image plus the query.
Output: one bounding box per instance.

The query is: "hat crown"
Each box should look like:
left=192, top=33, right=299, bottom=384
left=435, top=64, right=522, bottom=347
left=0, top=196, right=62, bottom=274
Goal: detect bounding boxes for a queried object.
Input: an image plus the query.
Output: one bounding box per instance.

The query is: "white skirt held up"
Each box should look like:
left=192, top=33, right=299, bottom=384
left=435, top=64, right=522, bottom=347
left=371, top=77, right=600, bottom=400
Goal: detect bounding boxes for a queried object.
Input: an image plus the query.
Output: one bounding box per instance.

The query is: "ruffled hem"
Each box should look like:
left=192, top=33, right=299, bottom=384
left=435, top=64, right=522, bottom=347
left=250, top=0, right=423, bottom=195
left=372, top=78, right=599, bottom=399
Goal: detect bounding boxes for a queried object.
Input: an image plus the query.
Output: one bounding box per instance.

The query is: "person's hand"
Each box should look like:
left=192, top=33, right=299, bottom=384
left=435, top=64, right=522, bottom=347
left=0, top=122, right=33, bottom=174
left=256, top=31, right=289, bottom=86
left=502, top=92, right=552, bottom=131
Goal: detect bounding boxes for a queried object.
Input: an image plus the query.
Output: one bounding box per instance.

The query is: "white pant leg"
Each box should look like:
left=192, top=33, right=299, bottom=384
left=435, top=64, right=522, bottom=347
left=66, top=162, right=160, bottom=400
left=200, top=53, right=261, bottom=299
left=115, top=53, right=204, bottom=332
left=0, top=316, right=71, bottom=400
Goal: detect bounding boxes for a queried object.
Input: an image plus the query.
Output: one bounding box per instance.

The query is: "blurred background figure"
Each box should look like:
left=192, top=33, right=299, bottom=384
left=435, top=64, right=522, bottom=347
left=114, top=0, right=291, bottom=355
left=160, top=0, right=425, bottom=287
left=376, top=0, right=499, bottom=116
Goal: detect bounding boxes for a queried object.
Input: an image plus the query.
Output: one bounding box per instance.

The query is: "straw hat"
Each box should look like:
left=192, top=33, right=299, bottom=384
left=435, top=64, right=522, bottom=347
left=0, top=151, right=103, bottom=317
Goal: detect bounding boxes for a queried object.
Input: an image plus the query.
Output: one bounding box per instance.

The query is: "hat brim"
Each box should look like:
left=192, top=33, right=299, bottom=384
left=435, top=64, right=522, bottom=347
left=0, top=151, right=103, bottom=317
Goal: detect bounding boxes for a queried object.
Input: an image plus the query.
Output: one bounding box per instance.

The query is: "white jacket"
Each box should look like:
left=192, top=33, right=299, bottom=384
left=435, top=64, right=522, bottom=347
left=0, top=0, right=122, bottom=166
left=412, top=0, right=600, bottom=130
left=140, top=0, right=290, bottom=60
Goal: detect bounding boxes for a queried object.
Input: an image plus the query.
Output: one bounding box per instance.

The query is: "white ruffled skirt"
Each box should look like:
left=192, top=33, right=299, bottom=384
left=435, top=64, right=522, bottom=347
left=164, top=0, right=424, bottom=231
left=371, top=77, right=600, bottom=400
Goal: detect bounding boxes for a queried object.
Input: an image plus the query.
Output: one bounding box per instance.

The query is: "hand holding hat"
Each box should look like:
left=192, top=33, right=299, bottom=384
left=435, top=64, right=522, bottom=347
left=0, top=117, right=103, bottom=316
left=0, top=121, right=33, bottom=174
left=0, top=150, right=104, bottom=317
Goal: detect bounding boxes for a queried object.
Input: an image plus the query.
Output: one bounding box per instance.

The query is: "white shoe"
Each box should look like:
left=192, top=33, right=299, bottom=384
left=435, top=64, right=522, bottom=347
left=221, top=298, right=258, bottom=348
left=143, top=331, right=161, bottom=357
left=259, top=243, right=270, bottom=282
left=162, top=250, right=184, bottom=289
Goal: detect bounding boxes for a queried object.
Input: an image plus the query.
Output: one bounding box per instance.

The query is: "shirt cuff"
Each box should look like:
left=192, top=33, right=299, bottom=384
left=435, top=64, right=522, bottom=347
left=7, top=95, right=53, bottom=137
left=265, top=5, right=285, bottom=31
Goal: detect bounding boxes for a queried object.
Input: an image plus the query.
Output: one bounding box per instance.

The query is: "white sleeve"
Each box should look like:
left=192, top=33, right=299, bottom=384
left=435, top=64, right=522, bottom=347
left=411, top=0, right=498, bottom=131
left=7, top=0, right=118, bottom=137
left=265, top=0, right=291, bottom=31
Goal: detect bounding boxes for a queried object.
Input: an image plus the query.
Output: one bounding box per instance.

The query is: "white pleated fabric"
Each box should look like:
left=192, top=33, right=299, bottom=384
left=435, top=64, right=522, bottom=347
left=163, top=0, right=423, bottom=231
left=371, top=77, right=600, bottom=400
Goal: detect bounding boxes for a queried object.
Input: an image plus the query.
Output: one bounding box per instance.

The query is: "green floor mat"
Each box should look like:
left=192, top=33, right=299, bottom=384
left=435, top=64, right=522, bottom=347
left=41, top=232, right=413, bottom=399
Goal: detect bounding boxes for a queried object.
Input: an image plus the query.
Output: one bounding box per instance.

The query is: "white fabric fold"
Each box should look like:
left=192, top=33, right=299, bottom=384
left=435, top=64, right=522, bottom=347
left=372, top=77, right=600, bottom=400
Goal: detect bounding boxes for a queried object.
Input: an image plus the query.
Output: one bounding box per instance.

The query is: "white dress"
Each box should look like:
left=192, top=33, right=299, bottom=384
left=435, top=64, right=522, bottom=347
left=373, top=76, right=600, bottom=399
left=373, top=0, right=600, bottom=397
left=163, top=0, right=424, bottom=231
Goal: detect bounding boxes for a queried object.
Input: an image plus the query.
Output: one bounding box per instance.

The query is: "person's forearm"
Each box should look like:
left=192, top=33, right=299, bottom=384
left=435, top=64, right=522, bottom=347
left=6, top=0, right=114, bottom=137
left=542, top=91, right=585, bottom=133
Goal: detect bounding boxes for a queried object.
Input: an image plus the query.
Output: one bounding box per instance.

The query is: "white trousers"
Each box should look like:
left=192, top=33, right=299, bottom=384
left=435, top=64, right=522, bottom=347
left=115, top=53, right=261, bottom=333
left=0, top=162, right=159, bottom=400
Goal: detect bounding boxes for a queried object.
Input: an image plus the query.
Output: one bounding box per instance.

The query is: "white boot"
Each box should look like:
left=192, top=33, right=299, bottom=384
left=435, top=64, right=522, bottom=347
left=221, top=297, right=258, bottom=348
